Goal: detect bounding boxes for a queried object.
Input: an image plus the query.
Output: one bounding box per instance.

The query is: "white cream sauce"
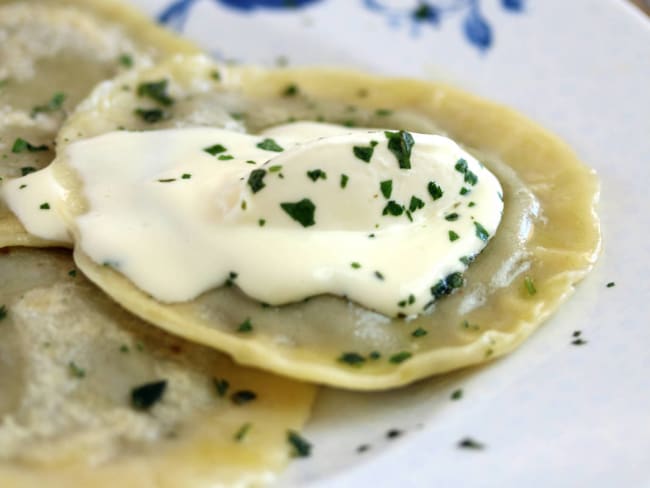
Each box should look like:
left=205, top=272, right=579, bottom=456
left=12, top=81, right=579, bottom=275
left=2, top=122, right=504, bottom=317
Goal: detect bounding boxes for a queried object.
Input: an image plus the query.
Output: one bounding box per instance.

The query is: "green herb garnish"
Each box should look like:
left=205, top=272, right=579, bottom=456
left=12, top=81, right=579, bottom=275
left=131, top=380, right=167, bottom=410
left=0, top=305, right=7, bottom=321
left=234, top=423, right=252, bottom=442
left=448, top=230, right=459, bottom=242
left=68, top=269, right=77, bottom=277
left=280, top=199, right=316, bottom=227
left=427, top=181, right=443, bottom=200
left=374, top=271, right=385, bottom=280
left=204, top=144, right=227, bottom=155
left=283, top=84, right=299, bottom=97
left=31, top=92, right=66, bottom=117
left=287, top=430, right=312, bottom=458
left=382, top=200, right=403, bottom=216
left=459, top=187, right=470, bottom=196
left=412, top=328, right=427, bottom=338
left=237, top=318, right=253, bottom=333
left=214, top=378, right=230, bottom=397
left=474, top=222, right=489, bottom=241
left=134, top=108, right=165, bottom=123
left=451, top=389, right=463, bottom=400
left=353, top=145, right=374, bottom=163
left=380, top=179, right=393, bottom=199
left=375, top=108, right=393, bottom=116
left=231, top=390, right=257, bottom=405
left=248, top=169, right=267, bottom=194
left=409, top=196, right=425, bottom=212
left=445, top=213, right=459, bottom=221
left=385, top=130, right=414, bottom=169
left=307, top=169, right=327, bottom=182
left=12, top=138, right=48, bottom=153
left=606, top=282, right=615, bottom=288
left=389, top=351, right=412, bottom=364
left=338, top=352, right=366, bottom=367
left=118, top=53, right=133, bottom=68
left=351, top=262, right=361, bottom=269
left=256, top=138, right=284, bottom=152
left=39, top=202, right=50, bottom=210
left=340, top=173, right=349, bottom=188
left=218, top=154, right=234, bottom=161
left=458, top=437, right=484, bottom=450
left=137, top=79, right=174, bottom=106
left=68, top=361, right=86, bottom=378
left=524, top=276, right=537, bottom=296
left=21, top=166, right=36, bottom=176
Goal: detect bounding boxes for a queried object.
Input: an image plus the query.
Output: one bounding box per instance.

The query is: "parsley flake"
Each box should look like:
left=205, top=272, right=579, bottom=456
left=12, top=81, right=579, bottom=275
left=68, top=269, right=77, bottom=277
left=68, top=361, right=86, bottom=378
left=283, top=84, right=299, bottom=97
left=340, top=173, right=349, bottom=189
left=458, top=437, right=485, bottom=450
left=382, top=200, right=404, bottom=216
left=248, top=169, right=267, bottom=193
left=385, top=130, right=415, bottom=169
left=237, top=318, right=253, bottom=333
left=280, top=199, right=316, bottom=227
left=451, top=389, right=463, bottom=400
left=0, top=305, right=7, bottom=321
left=204, top=144, right=227, bottom=155
left=380, top=179, right=393, bottom=199
left=134, top=108, right=165, bottom=123
left=445, top=213, right=459, bottom=221
left=375, top=108, right=393, bottom=116
left=351, top=262, right=361, bottom=269
left=231, top=390, right=257, bottom=405
left=214, top=378, right=230, bottom=397
left=409, top=196, right=425, bottom=212
left=21, top=166, right=36, bottom=176
left=353, top=145, right=374, bottom=163
left=31, top=92, right=66, bottom=117
left=338, top=352, right=366, bottom=367
left=131, top=380, right=167, bottom=410
left=118, top=53, right=133, bottom=68
left=389, top=351, right=412, bottom=364
left=474, top=222, right=489, bottom=241
left=448, top=230, right=459, bottom=242
left=287, top=430, right=312, bottom=458
left=606, top=282, right=615, bottom=288
left=218, top=154, right=234, bottom=161
left=374, top=271, right=385, bottom=280
left=307, top=169, right=327, bottom=182
left=39, top=202, right=50, bottom=210
left=412, top=328, right=427, bottom=338
left=257, top=138, right=284, bottom=152
left=427, top=181, right=443, bottom=200
left=524, top=276, right=537, bottom=296
left=258, top=219, right=266, bottom=227
left=137, top=79, right=174, bottom=106
left=234, top=423, right=252, bottom=442
left=12, top=138, right=48, bottom=153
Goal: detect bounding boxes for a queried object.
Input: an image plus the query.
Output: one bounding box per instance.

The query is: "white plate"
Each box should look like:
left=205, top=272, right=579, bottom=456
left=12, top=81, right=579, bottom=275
left=128, top=1, right=650, bottom=486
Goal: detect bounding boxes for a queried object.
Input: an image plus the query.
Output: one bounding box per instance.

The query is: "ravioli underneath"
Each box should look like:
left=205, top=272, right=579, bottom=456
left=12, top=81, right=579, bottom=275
left=43, top=56, right=601, bottom=390
left=0, top=248, right=316, bottom=487
left=0, top=0, right=199, bottom=247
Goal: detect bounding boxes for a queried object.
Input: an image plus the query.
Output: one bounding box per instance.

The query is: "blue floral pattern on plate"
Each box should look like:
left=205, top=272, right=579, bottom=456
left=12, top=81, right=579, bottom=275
left=158, top=0, right=525, bottom=51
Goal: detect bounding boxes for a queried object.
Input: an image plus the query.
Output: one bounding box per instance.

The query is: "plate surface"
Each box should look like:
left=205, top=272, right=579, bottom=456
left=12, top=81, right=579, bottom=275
left=125, top=1, right=650, bottom=486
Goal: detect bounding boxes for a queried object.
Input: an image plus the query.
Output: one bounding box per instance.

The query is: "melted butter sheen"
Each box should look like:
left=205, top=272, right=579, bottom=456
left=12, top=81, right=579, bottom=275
left=3, top=122, right=503, bottom=316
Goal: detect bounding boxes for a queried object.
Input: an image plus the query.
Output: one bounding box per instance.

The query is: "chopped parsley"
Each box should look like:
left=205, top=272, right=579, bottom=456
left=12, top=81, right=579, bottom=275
left=385, top=130, right=415, bottom=169
left=68, top=361, right=86, bottom=378
left=119, top=344, right=129, bottom=353
left=459, top=255, right=474, bottom=266
left=382, top=200, right=404, bottom=216
left=606, top=282, right=615, bottom=288
left=353, top=145, right=374, bottom=163
left=0, top=305, right=7, bottom=321
left=338, top=352, right=366, bottom=366
left=248, top=169, right=267, bottom=193
left=524, top=276, right=537, bottom=296
left=237, top=318, right=253, bottom=333
left=386, top=429, right=403, bottom=439
left=374, top=271, right=385, bottom=280
left=258, top=219, right=266, bottom=227
left=181, top=173, right=192, bottom=179
left=448, top=230, right=459, bottom=242
left=268, top=165, right=282, bottom=173
left=458, top=437, right=485, bottom=450
left=39, top=202, right=50, bottom=210
left=474, top=222, right=489, bottom=241
left=287, top=430, right=312, bottom=458
left=231, top=390, right=257, bottom=405
left=459, top=187, right=470, bottom=196
left=375, top=108, right=393, bottom=116
left=280, top=199, right=316, bottom=227
left=409, top=196, right=425, bottom=212
left=307, top=169, right=327, bottom=181
left=369, top=351, right=381, bottom=360
left=234, top=423, right=252, bottom=442
left=134, top=108, right=165, bottom=123
left=380, top=179, right=393, bottom=199
left=283, top=84, right=299, bottom=97
left=412, top=328, right=427, bottom=338
left=12, top=138, right=48, bottom=153
left=572, top=338, right=587, bottom=346
left=389, top=351, right=412, bottom=364
left=445, top=213, right=459, bottom=221
left=218, top=154, right=234, bottom=161
left=68, top=269, right=77, bottom=277
left=431, top=272, right=465, bottom=299
left=131, top=380, right=167, bottom=410
left=20, top=166, right=36, bottom=176
left=204, top=144, right=227, bottom=155
left=211, top=69, right=221, bottom=81
left=357, top=444, right=371, bottom=453
left=157, top=178, right=176, bottom=183
left=31, top=92, right=66, bottom=117
left=451, top=389, right=463, bottom=400
left=351, top=262, right=361, bottom=269
left=427, top=181, right=443, bottom=200
left=137, top=79, right=174, bottom=106
left=340, top=173, right=349, bottom=188
left=214, top=378, right=230, bottom=397
left=256, top=138, right=284, bottom=152
left=455, top=158, right=468, bottom=173
left=118, top=53, right=133, bottom=68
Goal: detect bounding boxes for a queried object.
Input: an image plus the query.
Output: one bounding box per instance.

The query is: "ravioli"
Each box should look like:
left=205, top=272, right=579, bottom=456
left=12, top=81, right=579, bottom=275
left=46, top=56, right=601, bottom=390
left=0, top=2, right=316, bottom=486
left=0, top=0, right=199, bottom=248
left=0, top=248, right=315, bottom=487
